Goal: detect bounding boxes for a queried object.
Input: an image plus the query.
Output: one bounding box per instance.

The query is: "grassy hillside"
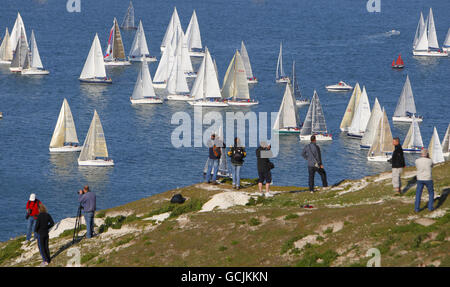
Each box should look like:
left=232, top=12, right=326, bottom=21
left=1, top=161, right=449, bottom=267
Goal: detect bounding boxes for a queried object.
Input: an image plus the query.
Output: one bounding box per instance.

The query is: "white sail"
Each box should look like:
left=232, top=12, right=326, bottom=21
left=276, top=42, right=284, bottom=79
left=153, top=41, right=174, bottom=83
left=428, top=127, right=445, bottom=164
left=129, top=20, right=150, bottom=58
left=348, top=86, right=371, bottom=135
left=441, top=123, right=450, bottom=155
left=50, top=99, right=79, bottom=148
left=213, top=58, right=219, bottom=80
left=426, top=8, right=439, bottom=50
left=240, top=41, right=254, bottom=79
left=185, top=10, right=202, bottom=51
left=161, top=7, right=182, bottom=50
left=167, top=44, right=189, bottom=95
left=29, top=30, right=44, bottom=69
left=121, top=1, right=136, bottom=29
left=368, top=108, right=394, bottom=157
left=444, top=28, right=450, bottom=48
left=340, top=83, right=361, bottom=131
left=80, top=34, right=107, bottom=79
left=176, top=28, right=194, bottom=73
left=78, top=110, right=109, bottom=162
left=132, top=61, right=157, bottom=100
left=361, top=98, right=382, bottom=147
left=301, top=91, right=328, bottom=136
left=393, top=75, right=417, bottom=117
left=413, top=12, right=426, bottom=49
left=192, top=47, right=222, bottom=100
left=273, top=83, right=300, bottom=130
left=10, top=12, right=27, bottom=53
left=415, top=19, right=429, bottom=52
left=0, top=28, right=13, bottom=61
left=402, top=117, right=424, bottom=150
left=222, top=51, right=250, bottom=100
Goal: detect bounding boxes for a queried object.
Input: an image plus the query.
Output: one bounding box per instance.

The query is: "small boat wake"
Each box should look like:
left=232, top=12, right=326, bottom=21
left=366, top=30, right=400, bottom=42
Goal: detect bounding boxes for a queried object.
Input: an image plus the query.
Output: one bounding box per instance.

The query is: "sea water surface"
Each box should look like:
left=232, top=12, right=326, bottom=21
left=0, top=0, right=449, bottom=241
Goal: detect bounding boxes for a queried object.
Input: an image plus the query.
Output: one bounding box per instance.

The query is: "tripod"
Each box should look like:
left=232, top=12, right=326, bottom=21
left=72, top=204, right=83, bottom=244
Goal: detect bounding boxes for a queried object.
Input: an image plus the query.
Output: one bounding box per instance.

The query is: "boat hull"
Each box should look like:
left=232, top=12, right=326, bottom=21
left=78, top=159, right=114, bottom=166
left=167, top=94, right=194, bottom=101
left=104, top=60, right=131, bottom=66
left=130, top=97, right=163, bottom=104
left=0, top=60, right=11, bottom=65
left=227, top=100, right=259, bottom=106
left=21, top=69, right=50, bottom=75
left=299, top=134, right=333, bottom=141
left=128, top=55, right=157, bottom=62
left=49, top=146, right=82, bottom=153
left=187, top=100, right=229, bottom=107
left=346, top=132, right=363, bottom=139
left=392, top=116, right=423, bottom=123
left=274, top=128, right=301, bottom=134
left=412, top=50, right=448, bottom=57
left=276, top=77, right=290, bottom=84
left=185, top=72, right=197, bottom=78
left=367, top=155, right=391, bottom=162
left=79, top=78, right=112, bottom=84
left=403, top=148, right=423, bottom=153
left=296, top=100, right=309, bottom=107
left=189, top=51, right=205, bottom=57
left=9, top=67, right=22, bottom=73
left=326, top=87, right=352, bottom=92
left=360, top=144, right=371, bottom=149
left=443, top=47, right=450, bottom=53
left=152, top=82, right=167, bottom=89
left=392, top=65, right=404, bottom=69
left=247, top=78, right=258, bottom=84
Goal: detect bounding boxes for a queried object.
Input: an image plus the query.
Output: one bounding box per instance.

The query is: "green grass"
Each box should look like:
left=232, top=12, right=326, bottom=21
left=248, top=218, right=261, bottom=226
left=114, top=236, right=134, bottom=247
left=0, top=236, right=25, bottom=265
left=281, top=235, right=303, bottom=255
left=218, top=246, right=228, bottom=252
left=95, top=211, right=106, bottom=218
left=284, top=213, right=299, bottom=220
left=81, top=252, right=98, bottom=264
left=295, top=248, right=339, bottom=267
left=58, top=225, right=86, bottom=238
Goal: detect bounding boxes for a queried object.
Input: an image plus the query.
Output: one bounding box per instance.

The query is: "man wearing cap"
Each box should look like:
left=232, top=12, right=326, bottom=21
left=25, top=193, right=41, bottom=241
left=414, top=149, right=435, bottom=212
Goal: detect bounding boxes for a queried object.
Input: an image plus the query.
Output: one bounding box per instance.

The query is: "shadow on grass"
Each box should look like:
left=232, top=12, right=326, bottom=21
left=401, top=176, right=417, bottom=194
left=435, top=188, right=450, bottom=209
left=50, top=234, right=85, bottom=262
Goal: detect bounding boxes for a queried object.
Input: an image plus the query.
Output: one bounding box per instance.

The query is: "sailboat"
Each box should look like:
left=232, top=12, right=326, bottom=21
left=222, top=50, right=258, bottom=106
left=291, top=61, right=309, bottom=107
left=78, top=110, right=114, bottom=166
left=273, top=83, right=301, bottom=134
left=340, top=83, right=361, bottom=132
left=153, top=42, right=174, bottom=89
left=393, top=75, right=422, bottom=122
left=166, top=42, right=191, bottom=101
left=275, top=42, right=289, bottom=83
left=240, top=41, right=257, bottom=84
left=360, top=98, right=382, bottom=149
left=49, top=99, right=82, bottom=152
left=0, top=28, right=13, bottom=64
left=21, top=30, right=49, bottom=75
left=10, top=12, right=27, bottom=54
left=443, top=28, right=450, bottom=52
left=412, top=8, right=448, bottom=57
left=172, top=27, right=196, bottom=78
left=391, top=54, right=404, bottom=69
left=128, top=20, right=156, bottom=62
left=402, top=117, right=424, bottom=153
left=326, top=81, right=353, bottom=92
left=428, top=127, right=445, bottom=164
left=441, top=123, right=450, bottom=157
left=161, top=7, right=183, bottom=53
left=104, top=18, right=131, bottom=66
left=367, top=108, right=394, bottom=162
left=130, top=61, right=163, bottom=104
left=79, top=34, right=112, bottom=84
left=347, top=86, right=371, bottom=138
left=120, top=1, right=137, bottom=30
left=188, top=47, right=227, bottom=107
left=9, top=29, right=28, bottom=73
left=299, top=90, right=332, bottom=141
left=413, top=12, right=426, bottom=50
left=185, top=10, right=204, bottom=57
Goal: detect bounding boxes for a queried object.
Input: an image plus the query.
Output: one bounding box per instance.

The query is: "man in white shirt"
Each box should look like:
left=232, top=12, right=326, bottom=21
left=414, top=149, right=434, bottom=212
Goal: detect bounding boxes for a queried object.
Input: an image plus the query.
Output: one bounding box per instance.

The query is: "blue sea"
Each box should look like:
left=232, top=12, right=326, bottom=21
left=0, top=0, right=448, bottom=241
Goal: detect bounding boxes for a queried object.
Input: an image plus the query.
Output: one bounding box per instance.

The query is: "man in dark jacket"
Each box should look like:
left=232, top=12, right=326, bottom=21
left=302, top=135, right=328, bottom=192
left=389, top=137, right=406, bottom=194
left=227, top=137, right=247, bottom=189
left=256, top=142, right=273, bottom=197
left=34, top=203, right=54, bottom=266
left=78, top=185, right=96, bottom=238
left=206, top=133, right=222, bottom=184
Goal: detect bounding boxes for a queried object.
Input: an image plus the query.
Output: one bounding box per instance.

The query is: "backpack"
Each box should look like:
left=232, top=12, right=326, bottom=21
left=233, top=147, right=245, bottom=161
left=213, top=145, right=221, bottom=158
left=170, top=194, right=186, bottom=204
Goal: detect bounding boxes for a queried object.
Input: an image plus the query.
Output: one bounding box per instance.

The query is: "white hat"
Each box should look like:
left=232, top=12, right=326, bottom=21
left=29, top=194, right=36, bottom=201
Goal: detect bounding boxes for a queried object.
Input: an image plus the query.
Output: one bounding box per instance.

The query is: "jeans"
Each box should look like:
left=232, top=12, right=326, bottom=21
left=308, top=167, right=328, bottom=191
left=36, top=233, right=51, bottom=263
left=84, top=211, right=95, bottom=238
left=231, top=164, right=241, bottom=187
left=415, top=180, right=434, bottom=212
left=206, top=159, right=219, bottom=183
left=27, top=217, right=37, bottom=241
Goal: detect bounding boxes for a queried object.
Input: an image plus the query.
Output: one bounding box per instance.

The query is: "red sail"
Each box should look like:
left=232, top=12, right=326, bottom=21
left=396, top=54, right=404, bottom=66
left=392, top=59, right=395, bottom=66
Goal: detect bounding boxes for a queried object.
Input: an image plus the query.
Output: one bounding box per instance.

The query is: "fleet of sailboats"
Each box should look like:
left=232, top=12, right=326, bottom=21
left=393, top=75, right=422, bottom=123
left=21, top=30, right=49, bottom=75
left=78, top=110, right=114, bottom=166
left=240, top=41, right=257, bottom=84
left=428, top=127, right=445, bottom=164
left=412, top=8, right=448, bottom=57
left=273, top=83, right=301, bottom=134
left=367, top=108, right=394, bottom=162
left=300, top=91, right=332, bottom=141
left=340, top=83, right=361, bottom=132
left=402, top=117, right=424, bottom=153
left=222, top=50, right=258, bottom=106
left=130, top=61, right=163, bottom=104
left=104, top=18, right=131, bottom=66
left=275, top=42, right=289, bottom=83
left=129, top=20, right=156, bottom=62
left=121, top=1, right=137, bottom=30
left=49, top=99, right=82, bottom=152
left=347, top=86, right=371, bottom=138
left=79, top=34, right=112, bottom=84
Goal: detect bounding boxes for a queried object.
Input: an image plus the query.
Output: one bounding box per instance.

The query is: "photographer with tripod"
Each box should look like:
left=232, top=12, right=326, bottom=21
left=78, top=185, right=96, bottom=239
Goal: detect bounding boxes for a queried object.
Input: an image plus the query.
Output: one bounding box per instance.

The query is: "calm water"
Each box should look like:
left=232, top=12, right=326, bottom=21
left=0, top=0, right=449, bottom=241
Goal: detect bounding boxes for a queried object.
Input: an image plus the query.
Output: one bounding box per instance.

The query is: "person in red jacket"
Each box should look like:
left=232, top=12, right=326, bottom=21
left=26, top=193, right=41, bottom=241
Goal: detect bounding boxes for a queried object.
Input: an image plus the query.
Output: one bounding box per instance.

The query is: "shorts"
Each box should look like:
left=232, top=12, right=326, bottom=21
left=258, top=171, right=272, bottom=184
left=392, top=168, right=402, bottom=189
